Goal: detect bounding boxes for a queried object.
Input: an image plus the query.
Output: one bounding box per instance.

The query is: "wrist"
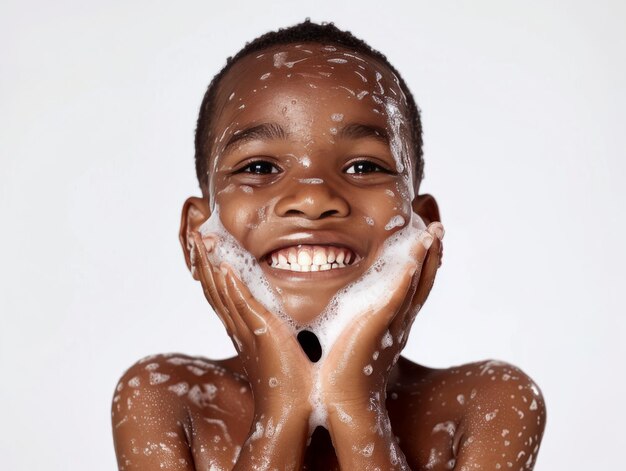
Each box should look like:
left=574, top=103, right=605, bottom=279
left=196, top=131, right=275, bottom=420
left=326, top=396, right=408, bottom=470
left=324, top=380, right=387, bottom=410
left=254, top=394, right=312, bottom=421
left=327, top=390, right=386, bottom=419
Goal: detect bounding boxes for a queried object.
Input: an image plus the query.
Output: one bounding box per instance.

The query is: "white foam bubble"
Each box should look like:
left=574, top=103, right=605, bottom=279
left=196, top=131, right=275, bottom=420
left=298, top=178, right=324, bottom=184
left=308, top=382, right=328, bottom=430
left=199, top=211, right=294, bottom=330
left=305, top=212, right=427, bottom=360
left=384, top=215, right=405, bottom=231
left=381, top=330, right=394, bottom=349
left=383, top=97, right=415, bottom=200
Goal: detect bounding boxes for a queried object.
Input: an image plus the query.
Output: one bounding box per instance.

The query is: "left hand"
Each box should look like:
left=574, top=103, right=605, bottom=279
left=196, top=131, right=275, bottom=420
left=320, top=221, right=445, bottom=407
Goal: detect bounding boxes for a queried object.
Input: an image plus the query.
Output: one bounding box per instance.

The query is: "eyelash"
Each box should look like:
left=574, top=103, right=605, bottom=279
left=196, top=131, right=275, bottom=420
left=236, top=160, right=281, bottom=175
left=345, top=160, right=390, bottom=174
left=234, top=159, right=391, bottom=176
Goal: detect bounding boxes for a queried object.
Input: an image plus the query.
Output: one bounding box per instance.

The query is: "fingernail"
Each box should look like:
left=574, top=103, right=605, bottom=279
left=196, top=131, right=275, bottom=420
left=203, top=237, right=216, bottom=253
left=429, top=222, right=445, bottom=241
left=419, top=231, right=434, bottom=250
left=220, top=264, right=228, bottom=276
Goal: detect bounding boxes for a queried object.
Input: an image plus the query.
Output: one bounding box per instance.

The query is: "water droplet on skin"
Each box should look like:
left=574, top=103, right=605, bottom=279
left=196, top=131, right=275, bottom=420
left=381, top=331, right=393, bottom=349
left=485, top=409, right=499, bottom=421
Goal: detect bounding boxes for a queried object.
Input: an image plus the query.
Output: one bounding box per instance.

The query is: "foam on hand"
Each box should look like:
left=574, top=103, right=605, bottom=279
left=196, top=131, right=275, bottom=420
left=198, top=211, right=295, bottom=331
left=305, top=212, right=426, bottom=430
left=306, top=211, right=426, bottom=362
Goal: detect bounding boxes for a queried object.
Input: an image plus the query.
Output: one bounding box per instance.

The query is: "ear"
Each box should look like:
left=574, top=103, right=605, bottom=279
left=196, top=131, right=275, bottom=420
left=411, top=193, right=440, bottom=226
left=179, top=196, right=211, bottom=273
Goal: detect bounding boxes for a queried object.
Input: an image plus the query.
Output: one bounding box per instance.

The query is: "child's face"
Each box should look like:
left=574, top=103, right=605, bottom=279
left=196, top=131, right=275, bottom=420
left=195, top=43, right=435, bottom=325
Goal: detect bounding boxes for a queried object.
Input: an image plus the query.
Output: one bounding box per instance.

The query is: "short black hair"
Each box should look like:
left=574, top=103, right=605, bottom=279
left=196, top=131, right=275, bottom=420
left=194, top=19, right=424, bottom=194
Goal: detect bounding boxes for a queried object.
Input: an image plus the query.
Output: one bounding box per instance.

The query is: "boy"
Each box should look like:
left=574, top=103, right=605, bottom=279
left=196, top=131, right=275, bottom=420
left=112, top=20, right=546, bottom=470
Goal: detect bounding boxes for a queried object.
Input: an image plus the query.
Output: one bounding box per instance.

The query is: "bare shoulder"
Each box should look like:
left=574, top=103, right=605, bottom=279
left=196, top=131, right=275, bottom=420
left=389, top=358, right=547, bottom=470
left=111, top=353, right=254, bottom=470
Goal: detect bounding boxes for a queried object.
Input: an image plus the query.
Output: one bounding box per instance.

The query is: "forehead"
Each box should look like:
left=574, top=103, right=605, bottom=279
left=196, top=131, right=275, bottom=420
left=211, top=43, right=410, bottom=135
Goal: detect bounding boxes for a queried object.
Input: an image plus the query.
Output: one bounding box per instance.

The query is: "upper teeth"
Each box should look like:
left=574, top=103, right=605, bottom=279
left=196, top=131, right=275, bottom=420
left=269, top=245, right=355, bottom=272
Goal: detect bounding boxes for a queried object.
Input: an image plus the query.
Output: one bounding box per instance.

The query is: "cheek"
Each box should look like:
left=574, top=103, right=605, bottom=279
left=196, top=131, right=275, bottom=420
left=215, top=187, right=258, bottom=229
left=359, top=188, right=413, bottom=232
left=215, top=185, right=276, bottom=241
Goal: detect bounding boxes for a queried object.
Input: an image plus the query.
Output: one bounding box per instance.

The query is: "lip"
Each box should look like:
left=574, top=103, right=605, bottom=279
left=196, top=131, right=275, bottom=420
left=261, top=257, right=364, bottom=282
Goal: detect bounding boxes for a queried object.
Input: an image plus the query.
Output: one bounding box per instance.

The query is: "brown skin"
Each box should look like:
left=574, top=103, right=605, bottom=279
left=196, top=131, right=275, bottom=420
left=112, top=44, right=546, bottom=470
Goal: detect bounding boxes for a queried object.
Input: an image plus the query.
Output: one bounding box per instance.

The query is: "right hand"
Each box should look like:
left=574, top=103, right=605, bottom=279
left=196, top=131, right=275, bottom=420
left=190, top=231, right=313, bottom=414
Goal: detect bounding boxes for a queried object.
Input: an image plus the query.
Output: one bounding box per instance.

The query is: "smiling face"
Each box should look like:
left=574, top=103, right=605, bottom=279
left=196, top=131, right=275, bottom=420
left=184, top=43, right=438, bottom=325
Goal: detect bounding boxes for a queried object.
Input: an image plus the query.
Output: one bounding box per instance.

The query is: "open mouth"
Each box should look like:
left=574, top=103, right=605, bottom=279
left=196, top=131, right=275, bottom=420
left=266, top=244, right=360, bottom=272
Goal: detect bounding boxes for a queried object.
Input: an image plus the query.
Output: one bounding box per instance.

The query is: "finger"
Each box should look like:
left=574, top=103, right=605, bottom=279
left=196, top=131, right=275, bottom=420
left=389, top=264, right=420, bottom=341
left=359, top=260, right=418, bottom=338
left=410, top=225, right=444, bottom=316
left=210, top=263, right=255, bottom=346
left=191, top=232, right=236, bottom=335
left=388, top=228, right=434, bottom=335
left=221, top=263, right=279, bottom=337
left=426, top=221, right=445, bottom=269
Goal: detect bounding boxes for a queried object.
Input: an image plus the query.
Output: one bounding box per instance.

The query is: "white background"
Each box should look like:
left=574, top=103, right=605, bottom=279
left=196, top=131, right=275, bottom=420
left=1, top=1, right=624, bottom=469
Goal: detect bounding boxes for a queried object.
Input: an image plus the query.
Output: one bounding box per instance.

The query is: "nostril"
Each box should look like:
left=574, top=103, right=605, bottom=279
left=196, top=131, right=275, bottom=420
left=285, top=209, right=306, bottom=216
left=297, top=330, right=322, bottom=362
left=319, top=209, right=339, bottom=219
left=282, top=209, right=341, bottom=219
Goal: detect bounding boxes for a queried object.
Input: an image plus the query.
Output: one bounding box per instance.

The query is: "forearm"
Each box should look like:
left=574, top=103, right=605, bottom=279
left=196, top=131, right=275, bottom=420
left=327, top=396, right=410, bottom=471
left=233, top=401, right=311, bottom=471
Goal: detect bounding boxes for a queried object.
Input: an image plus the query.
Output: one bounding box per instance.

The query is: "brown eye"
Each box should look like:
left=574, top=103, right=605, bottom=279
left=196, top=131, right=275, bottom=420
left=238, top=161, right=280, bottom=175
left=345, top=161, right=387, bottom=174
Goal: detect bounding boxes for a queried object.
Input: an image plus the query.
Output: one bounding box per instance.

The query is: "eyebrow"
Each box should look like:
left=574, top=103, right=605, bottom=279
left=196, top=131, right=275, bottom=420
left=223, top=123, right=287, bottom=154
left=337, top=123, right=388, bottom=143
left=222, top=121, right=388, bottom=154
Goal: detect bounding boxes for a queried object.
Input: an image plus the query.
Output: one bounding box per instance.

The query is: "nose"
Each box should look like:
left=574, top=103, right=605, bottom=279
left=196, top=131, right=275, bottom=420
left=274, top=181, right=350, bottom=220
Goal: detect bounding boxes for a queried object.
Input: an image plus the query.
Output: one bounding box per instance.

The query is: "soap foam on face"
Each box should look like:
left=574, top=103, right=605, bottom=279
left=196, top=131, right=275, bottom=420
left=199, top=210, right=296, bottom=331
left=306, top=212, right=426, bottom=361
